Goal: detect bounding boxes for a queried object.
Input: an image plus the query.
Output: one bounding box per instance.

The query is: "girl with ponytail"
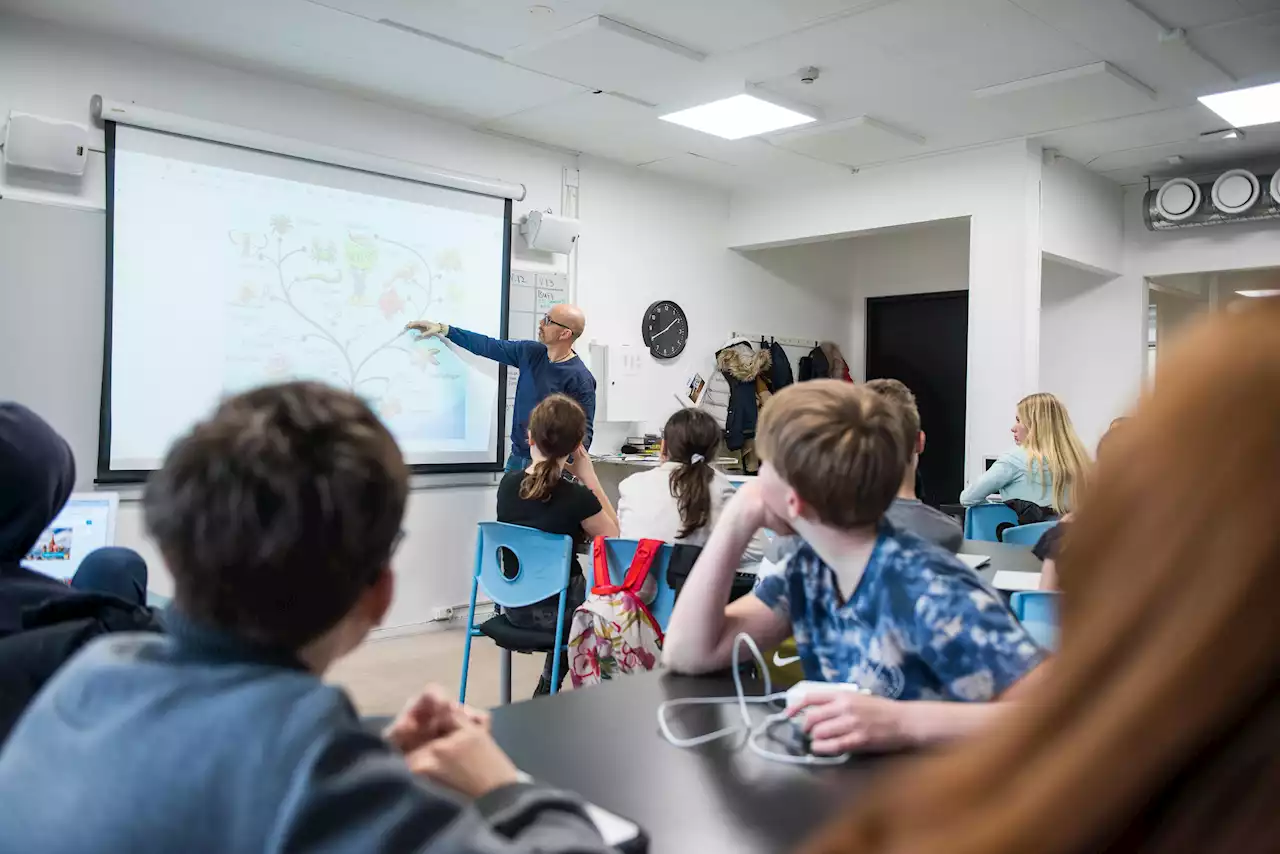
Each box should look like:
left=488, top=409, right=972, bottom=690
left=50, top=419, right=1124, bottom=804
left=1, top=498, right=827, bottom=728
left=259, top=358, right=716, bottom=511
left=495, top=393, right=617, bottom=696
left=618, top=408, right=767, bottom=574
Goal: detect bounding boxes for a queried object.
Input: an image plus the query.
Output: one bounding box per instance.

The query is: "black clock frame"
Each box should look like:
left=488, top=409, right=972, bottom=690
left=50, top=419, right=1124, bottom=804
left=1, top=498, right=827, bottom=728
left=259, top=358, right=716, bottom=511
left=641, top=299, right=688, bottom=359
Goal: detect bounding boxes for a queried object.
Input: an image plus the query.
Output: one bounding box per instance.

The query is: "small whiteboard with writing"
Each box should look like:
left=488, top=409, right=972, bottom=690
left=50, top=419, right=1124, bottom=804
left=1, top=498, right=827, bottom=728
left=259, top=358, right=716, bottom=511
left=504, top=270, right=568, bottom=437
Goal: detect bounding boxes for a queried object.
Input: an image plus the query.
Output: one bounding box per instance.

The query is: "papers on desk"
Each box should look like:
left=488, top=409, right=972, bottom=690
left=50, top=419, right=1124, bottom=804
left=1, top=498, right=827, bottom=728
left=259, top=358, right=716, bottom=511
left=955, top=553, right=991, bottom=570
left=992, top=570, right=1042, bottom=592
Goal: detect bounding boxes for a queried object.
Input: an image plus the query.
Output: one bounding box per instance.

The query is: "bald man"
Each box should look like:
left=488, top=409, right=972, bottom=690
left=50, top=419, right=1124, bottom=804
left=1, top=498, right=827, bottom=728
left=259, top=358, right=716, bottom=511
left=406, top=304, right=596, bottom=472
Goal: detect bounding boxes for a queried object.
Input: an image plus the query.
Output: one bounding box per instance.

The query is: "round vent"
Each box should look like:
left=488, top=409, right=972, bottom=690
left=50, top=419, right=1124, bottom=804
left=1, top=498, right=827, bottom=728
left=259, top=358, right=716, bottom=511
left=1271, top=170, right=1280, bottom=205
left=1155, top=177, right=1200, bottom=221
left=1211, top=169, right=1260, bottom=214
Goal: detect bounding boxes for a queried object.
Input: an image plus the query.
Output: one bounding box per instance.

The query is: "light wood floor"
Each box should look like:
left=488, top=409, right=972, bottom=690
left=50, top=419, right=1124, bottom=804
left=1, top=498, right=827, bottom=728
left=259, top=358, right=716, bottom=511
left=327, top=628, right=553, bottom=715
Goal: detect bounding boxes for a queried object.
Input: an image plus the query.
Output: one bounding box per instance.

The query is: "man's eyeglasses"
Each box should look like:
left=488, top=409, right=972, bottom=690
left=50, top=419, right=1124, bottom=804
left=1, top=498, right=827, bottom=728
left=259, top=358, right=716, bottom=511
left=541, top=313, right=573, bottom=331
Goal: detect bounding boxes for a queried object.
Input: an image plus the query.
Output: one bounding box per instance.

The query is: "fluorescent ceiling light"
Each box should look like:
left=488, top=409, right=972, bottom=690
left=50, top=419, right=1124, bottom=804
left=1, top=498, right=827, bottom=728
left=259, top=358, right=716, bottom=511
left=1199, top=81, right=1280, bottom=128
left=1236, top=289, right=1280, bottom=298
left=660, top=94, right=817, bottom=140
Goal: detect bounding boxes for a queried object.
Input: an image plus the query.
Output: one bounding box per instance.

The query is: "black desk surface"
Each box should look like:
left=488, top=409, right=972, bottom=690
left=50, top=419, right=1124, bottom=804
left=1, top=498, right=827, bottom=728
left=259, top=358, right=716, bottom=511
left=490, top=670, right=901, bottom=854
left=957, top=538, right=1042, bottom=587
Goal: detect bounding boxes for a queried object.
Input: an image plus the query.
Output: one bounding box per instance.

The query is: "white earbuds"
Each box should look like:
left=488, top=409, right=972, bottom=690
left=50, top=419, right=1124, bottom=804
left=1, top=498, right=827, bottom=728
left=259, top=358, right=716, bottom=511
left=656, top=634, right=851, bottom=767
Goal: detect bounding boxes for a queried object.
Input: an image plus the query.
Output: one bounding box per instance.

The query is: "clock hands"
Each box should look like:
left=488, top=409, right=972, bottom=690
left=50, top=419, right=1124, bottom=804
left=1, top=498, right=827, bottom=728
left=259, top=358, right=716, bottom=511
left=651, top=318, right=681, bottom=339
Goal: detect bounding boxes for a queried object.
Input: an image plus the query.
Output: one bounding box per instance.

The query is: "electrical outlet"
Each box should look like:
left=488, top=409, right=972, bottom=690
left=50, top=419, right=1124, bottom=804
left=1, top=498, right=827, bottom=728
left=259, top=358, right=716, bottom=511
left=431, top=606, right=455, bottom=622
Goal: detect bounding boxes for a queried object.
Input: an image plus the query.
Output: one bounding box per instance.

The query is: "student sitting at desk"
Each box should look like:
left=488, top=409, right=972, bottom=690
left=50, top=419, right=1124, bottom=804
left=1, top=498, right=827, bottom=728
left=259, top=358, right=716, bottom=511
left=803, top=292, right=1280, bottom=854
left=617, top=408, right=768, bottom=578
left=496, top=393, right=618, bottom=696
left=0, top=382, right=612, bottom=854
left=959, top=392, right=1090, bottom=514
left=664, top=381, right=1044, bottom=755
left=863, top=379, right=964, bottom=552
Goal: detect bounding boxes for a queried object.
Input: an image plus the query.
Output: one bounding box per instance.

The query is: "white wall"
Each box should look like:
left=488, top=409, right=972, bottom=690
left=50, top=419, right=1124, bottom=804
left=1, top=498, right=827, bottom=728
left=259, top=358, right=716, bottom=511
left=1039, top=258, right=1143, bottom=449
left=728, top=141, right=1044, bottom=479
left=1041, top=157, right=1123, bottom=275
left=0, top=14, right=849, bottom=629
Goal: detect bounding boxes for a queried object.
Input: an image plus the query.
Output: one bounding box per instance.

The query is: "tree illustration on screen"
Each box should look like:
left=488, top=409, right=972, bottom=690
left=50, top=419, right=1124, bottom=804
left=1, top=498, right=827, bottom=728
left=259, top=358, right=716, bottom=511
left=241, top=214, right=457, bottom=399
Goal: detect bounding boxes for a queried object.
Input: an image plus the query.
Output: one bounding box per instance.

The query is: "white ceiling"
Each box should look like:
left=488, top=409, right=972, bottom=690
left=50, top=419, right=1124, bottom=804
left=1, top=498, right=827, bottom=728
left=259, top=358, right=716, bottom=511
left=4, top=0, right=1280, bottom=189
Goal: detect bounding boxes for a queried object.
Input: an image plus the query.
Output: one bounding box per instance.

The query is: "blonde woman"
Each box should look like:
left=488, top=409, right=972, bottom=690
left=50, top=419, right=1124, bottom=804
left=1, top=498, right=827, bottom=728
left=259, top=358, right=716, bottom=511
left=960, top=393, right=1090, bottom=513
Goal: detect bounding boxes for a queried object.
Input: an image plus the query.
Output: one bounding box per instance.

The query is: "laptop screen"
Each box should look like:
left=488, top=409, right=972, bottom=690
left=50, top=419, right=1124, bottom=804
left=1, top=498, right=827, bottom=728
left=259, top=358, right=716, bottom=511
left=21, top=493, right=120, bottom=582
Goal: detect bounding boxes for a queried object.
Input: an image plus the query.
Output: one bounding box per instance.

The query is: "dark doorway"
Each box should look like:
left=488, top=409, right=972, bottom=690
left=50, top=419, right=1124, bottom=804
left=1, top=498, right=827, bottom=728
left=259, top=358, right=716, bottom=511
left=866, top=291, right=968, bottom=508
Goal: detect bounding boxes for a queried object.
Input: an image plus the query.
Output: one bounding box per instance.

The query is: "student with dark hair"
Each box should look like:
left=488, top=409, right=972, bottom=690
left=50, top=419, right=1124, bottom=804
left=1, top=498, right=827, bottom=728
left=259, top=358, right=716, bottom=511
left=617, top=408, right=767, bottom=573
left=864, top=378, right=964, bottom=552
left=665, top=381, right=1044, bottom=753
left=0, top=382, right=612, bottom=853
left=0, top=402, right=160, bottom=744
left=495, top=393, right=618, bottom=695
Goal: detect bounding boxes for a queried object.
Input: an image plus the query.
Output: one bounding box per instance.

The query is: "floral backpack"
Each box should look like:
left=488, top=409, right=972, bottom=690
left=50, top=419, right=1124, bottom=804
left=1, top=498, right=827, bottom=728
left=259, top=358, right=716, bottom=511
left=567, top=537, right=665, bottom=688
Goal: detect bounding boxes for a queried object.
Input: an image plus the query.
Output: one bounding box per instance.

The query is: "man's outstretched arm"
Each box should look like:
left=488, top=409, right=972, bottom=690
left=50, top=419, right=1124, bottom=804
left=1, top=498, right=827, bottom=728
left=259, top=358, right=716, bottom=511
left=406, top=322, right=536, bottom=369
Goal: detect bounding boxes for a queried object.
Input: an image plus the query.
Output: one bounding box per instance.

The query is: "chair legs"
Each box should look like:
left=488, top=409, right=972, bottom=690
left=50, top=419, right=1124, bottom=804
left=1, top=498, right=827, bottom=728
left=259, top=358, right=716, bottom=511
left=459, top=625, right=475, bottom=705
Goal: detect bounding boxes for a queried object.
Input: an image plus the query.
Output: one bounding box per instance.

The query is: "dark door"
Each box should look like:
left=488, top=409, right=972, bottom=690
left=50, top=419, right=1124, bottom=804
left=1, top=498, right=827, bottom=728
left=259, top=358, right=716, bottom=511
left=865, top=291, right=968, bottom=508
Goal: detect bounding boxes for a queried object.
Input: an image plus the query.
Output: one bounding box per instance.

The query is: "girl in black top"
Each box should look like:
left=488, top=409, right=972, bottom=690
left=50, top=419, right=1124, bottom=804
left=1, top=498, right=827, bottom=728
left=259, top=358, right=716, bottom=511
left=495, top=394, right=617, bottom=695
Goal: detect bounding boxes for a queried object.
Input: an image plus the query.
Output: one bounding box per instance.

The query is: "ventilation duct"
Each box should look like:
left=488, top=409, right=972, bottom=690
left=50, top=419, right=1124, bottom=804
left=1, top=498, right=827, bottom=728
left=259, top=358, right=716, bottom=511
left=1144, top=169, right=1280, bottom=231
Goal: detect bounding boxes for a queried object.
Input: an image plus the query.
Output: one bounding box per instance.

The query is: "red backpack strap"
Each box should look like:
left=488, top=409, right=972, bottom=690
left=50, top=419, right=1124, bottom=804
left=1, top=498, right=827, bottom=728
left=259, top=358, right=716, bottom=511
left=591, top=536, right=615, bottom=594
left=621, top=539, right=663, bottom=593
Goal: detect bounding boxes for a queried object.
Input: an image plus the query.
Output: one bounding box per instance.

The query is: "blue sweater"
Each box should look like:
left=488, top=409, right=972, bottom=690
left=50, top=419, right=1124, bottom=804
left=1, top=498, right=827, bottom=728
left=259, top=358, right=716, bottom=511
left=959, top=447, right=1057, bottom=508
left=446, top=327, right=596, bottom=459
left=0, top=612, right=610, bottom=853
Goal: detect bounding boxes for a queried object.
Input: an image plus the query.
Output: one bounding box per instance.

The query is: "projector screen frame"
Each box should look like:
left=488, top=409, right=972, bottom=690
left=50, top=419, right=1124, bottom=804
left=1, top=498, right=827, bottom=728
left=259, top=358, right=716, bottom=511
left=95, top=120, right=513, bottom=484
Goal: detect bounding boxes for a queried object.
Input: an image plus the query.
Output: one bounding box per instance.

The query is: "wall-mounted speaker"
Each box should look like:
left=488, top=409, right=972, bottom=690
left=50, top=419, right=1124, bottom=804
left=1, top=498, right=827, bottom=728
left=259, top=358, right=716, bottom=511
left=2, top=111, right=90, bottom=177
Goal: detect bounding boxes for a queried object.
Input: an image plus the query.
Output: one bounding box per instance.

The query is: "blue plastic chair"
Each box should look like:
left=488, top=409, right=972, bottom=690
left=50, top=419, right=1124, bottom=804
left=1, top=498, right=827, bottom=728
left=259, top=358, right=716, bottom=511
left=1001, top=520, right=1058, bottom=547
left=963, top=503, right=1018, bottom=542
left=1011, top=590, right=1060, bottom=650
left=594, top=539, right=677, bottom=630
left=459, top=522, right=576, bottom=704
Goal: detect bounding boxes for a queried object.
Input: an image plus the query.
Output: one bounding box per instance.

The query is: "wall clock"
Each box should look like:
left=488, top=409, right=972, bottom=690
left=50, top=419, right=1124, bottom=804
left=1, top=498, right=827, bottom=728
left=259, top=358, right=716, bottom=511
left=641, top=300, right=688, bottom=359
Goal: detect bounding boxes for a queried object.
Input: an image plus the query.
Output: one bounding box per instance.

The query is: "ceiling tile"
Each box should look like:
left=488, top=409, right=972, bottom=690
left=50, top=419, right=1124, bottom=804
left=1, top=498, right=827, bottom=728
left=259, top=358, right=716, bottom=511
left=604, top=0, right=898, bottom=54
left=841, top=0, right=1097, bottom=90
left=1235, top=0, right=1280, bottom=12
left=310, top=0, right=612, bottom=55
left=505, top=15, right=705, bottom=106
left=1138, top=0, right=1252, bottom=29
left=974, top=62, right=1158, bottom=131
left=772, top=116, right=926, bottom=166
left=1090, top=123, right=1280, bottom=181
left=6, top=0, right=585, bottom=122
left=1188, top=11, right=1280, bottom=82
left=484, top=92, right=693, bottom=163
left=1037, top=105, right=1225, bottom=164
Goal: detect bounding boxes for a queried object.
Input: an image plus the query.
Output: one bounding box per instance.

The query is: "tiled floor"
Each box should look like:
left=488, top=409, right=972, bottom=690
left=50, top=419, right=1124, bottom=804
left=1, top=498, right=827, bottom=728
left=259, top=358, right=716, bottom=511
left=326, top=628, right=551, bottom=715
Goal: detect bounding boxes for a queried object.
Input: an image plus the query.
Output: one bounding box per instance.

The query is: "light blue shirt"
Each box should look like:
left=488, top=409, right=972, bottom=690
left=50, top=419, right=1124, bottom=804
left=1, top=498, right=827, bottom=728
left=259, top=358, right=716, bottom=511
left=959, top=447, right=1056, bottom=508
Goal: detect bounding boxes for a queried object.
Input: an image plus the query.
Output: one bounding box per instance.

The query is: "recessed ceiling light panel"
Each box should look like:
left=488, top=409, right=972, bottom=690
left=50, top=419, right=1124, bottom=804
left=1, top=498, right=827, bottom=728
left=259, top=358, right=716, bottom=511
left=1211, top=169, right=1260, bottom=214
left=659, top=93, right=818, bottom=140
left=1199, top=81, right=1280, bottom=129
left=1155, top=177, right=1201, bottom=221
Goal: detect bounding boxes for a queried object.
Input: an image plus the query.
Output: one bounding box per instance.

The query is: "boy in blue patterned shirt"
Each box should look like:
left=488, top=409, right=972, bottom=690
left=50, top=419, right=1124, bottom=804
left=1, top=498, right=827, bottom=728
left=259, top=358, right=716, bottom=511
left=665, top=380, right=1044, bottom=755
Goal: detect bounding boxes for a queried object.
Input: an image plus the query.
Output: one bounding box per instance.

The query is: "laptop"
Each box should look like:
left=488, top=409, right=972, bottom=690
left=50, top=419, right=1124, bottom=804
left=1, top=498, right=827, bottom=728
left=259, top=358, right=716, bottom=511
left=21, top=492, right=120, bottom=583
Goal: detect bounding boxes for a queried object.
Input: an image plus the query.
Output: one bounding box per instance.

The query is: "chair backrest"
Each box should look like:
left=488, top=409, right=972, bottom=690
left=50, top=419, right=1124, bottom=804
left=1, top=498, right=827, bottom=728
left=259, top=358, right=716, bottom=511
left=1001, top=520, right=1058, bottom=547
left=474, top=522, right=575, bottom=609
left=594, top=538, right=677, bottom=630
left=1010, top=590, right=1060, bottom=649
left=963, top=503, right=1019, bottom=542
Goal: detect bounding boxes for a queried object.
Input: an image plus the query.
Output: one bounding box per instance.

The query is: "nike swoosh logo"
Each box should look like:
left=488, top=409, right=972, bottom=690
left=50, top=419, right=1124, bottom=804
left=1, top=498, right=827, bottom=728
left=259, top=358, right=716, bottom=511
left=773, top=652, right=801, bottom=667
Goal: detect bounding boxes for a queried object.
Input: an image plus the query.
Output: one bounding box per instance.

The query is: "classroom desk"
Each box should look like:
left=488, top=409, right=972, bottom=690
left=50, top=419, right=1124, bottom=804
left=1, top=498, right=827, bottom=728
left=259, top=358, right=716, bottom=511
left=957, top=539, right=1043, bottom=589
left=489, top=669, right=898, bottom=854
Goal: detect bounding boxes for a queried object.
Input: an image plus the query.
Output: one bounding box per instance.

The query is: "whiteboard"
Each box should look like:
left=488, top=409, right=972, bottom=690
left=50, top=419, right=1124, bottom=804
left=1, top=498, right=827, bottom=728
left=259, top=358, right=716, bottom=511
left=504, top=269, right=568, bottom=437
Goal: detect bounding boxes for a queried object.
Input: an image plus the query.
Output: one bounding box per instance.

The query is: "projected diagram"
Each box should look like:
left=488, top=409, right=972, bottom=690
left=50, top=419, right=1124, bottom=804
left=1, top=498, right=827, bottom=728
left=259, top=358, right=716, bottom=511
left=224, top=214, right=469, bottom=438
